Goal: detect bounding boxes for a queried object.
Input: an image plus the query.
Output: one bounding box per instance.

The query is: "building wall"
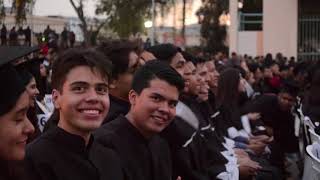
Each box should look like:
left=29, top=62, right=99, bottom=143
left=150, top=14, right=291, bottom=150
left=228, top=0, right=239, bottom=55
left=263, top=0, right=298, bottom=58
left=3, top=15, right=68, bottom=33
left=154, top=0, right=202, bottom=47
left=238, top=31, right=263, bottom=57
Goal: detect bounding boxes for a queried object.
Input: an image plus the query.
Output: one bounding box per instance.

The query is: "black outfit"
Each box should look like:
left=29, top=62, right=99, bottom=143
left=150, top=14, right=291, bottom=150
left=94, top=115, right=172, bottom=180
left=243, top=95, right=299, bottom=168
left=161, top=94, right=229, bottom=180
left=25, top=126, right=123, bottom=180
left=1, top=26, right=7, bottom=45
left=103, top=95, right=130, bottom=123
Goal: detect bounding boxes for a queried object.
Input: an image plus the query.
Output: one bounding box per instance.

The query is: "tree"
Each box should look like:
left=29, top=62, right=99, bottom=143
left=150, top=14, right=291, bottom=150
left=96, top=0, right=173, bottom=38
left=181, top=0, right=186, bottom=45
left=96, top=0, right=149, bottom=38
left=69, top=0, right=106, bottom=46
left=197, top=0, right=228, bottom=54
left=0, top=0, right=34, bottom=24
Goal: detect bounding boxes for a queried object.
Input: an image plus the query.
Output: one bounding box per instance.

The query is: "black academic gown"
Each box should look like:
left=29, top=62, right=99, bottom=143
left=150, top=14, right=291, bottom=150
left=103, top=95, right=130, bottom=123
left=94, top=115, right=172, bottom=180
left=161, top=95, right=229, bottom=180
left=25, top=126, right=124, bottom=180
left=243, top=94, right=299, bottom=168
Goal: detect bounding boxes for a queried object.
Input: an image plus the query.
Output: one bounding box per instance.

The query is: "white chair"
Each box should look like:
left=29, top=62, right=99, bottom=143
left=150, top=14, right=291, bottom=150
left=304, top=116, right=315, bottom=145
left=303, top=144, right=320, bottom=180
left=309, top=128, right=320, bottom=144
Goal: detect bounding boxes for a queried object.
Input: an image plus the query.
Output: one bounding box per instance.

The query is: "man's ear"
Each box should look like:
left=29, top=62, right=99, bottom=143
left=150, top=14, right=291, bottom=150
left=52, top=89, right=61, bottom=109
left=109, top=79, right=117, bottom=89
left=128, top=90, right=138, bottom=106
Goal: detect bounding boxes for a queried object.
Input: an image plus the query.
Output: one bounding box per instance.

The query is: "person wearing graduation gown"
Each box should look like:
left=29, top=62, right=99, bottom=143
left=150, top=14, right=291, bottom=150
left=242, top=80, right=300, bottom=172
left=16, top=67, right=42, bottom=142
left=25, top=49, right=124, bottom=180
left=94, top=60, right=185, bottom=180
left=0, top=47, right=35, bottom=180
left=97, top=40, right=140, bottom=123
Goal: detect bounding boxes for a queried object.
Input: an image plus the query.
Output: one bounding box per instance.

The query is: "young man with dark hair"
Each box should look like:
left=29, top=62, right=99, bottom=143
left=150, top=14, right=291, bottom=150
left=25, top=49, right=123, bottom=180
left=94, top=60, right=184, bottom=180
left=147, top=43, right=186, bottom=76
left=97, top=40, right=140, bottom=122
left=243, top=80, right=300, bottom=175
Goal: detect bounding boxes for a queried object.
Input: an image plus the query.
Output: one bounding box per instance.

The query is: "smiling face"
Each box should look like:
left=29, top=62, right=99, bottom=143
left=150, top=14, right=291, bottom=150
left=170, top=52, right=186, bottom=76
left=53, top=66, right=110, bottom=137
left=25, top=77, right=39, bottom=107
left=127, top=78, right=179, bottom=138
left=183, top=61, right=201, bottom=95
left=205, top=61, right=220, bottom=89
left=0, top=91, right=34, bottom=161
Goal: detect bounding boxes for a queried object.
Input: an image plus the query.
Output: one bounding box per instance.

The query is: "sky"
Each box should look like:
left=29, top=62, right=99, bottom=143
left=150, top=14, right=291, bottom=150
left=32, top=0, right=98, bottom=17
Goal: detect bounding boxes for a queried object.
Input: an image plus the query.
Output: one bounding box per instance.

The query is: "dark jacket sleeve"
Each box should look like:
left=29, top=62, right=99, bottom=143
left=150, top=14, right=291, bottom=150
left=24, top=154, right=57, bottom=180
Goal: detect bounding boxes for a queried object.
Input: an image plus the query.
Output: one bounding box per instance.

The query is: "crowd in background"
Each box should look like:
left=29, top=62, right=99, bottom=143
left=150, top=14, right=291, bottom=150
left=1, top=38, right=320, bottom=180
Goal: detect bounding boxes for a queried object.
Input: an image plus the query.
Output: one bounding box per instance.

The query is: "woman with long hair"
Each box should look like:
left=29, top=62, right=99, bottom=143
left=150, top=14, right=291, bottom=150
left=0, top=64, right=34, bottom=180
left=215, top=68, right=270, bottom=154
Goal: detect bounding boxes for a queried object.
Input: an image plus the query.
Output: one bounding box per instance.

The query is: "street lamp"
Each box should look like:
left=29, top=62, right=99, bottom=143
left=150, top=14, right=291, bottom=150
left=238, top=0, right=244, bottom=9
left=144, top=20, right=153, bottom=28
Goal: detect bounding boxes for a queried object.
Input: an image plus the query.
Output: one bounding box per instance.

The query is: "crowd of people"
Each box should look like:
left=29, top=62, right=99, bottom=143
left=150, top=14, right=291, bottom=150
left=1, top=39, right=320, bottom=180
left=0, top=25, right=32, bottom=46
left=0, top=24, right=76, bottom=50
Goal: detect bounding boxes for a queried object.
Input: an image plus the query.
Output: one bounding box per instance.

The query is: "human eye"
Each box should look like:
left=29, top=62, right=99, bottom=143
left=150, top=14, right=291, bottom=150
left=71, top=86, right=86, bottom=93
left=96, top=85, right=108, bottom=95
left=169, top=101, right=178, bottom=108
left=151, top=95, right=161, bottom=102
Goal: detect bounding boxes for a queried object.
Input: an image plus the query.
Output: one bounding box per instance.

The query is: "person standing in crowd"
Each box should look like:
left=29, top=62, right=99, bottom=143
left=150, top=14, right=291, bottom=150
left=97, top=40, right=140, bottom=122
left=24, top=26, right=31, bottom=46
left=1, top=24, right=7, bottom=45
left=69, top=31, right=75, bottom=48
left=9, top=26, right=18, bottom=46
left=0, top=48, right=35, bottom=180
left=60, top=27, right=69, bottom=49
left=94, top=60, right=185, bottom=180
left=43, top=25, right=51, bottom=40
left=25, top=49, right=124, bottom=180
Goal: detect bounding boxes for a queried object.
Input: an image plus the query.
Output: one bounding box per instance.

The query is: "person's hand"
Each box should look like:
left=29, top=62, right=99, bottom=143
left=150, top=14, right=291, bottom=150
left=247, top=112, right=261, bottom=121
left=251, top=135, right=273, bottom=144
left=176, top=176, right=182, bottom=180
left=234, top=148, right=249, bottom=158
left=239, top=160, right=261, bottom=178
left=248, top=142, right=266, bottom=155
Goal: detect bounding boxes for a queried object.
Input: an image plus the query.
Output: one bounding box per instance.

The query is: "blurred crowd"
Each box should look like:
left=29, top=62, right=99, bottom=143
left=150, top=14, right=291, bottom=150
left=1, top=38, right=320, bottom=180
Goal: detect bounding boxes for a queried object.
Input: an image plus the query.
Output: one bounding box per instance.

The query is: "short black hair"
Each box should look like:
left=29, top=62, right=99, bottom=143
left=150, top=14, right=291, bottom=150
left=280, top=80, right=300, bottom=97
left=146, top=43, right=181, bottom=64
left=51, top=48, right=112, bottom=91
left=181, top=51, right=197, bottom=65
left=97, top=39, right=136, bottom=80
left=132, top=60, right=184, bottom=94
left=194, top=56, right=208, bottom=65
left=248, top=63, right=261, bottom=73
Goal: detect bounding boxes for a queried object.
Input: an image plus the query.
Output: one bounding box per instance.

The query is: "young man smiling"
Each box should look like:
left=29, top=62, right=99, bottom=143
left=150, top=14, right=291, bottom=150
left=94, top=60, right=185, bottom=180
left=25, top=49, right=123, bottom=180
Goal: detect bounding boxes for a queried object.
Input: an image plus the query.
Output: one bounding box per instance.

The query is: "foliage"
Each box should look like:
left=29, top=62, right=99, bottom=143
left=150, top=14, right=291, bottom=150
left=69, top=0, right=106, bottom=46
left=96, top=0, right=173, bottom=38
left=0, top=0, right=34, bottom=24
left=197, top=0, right=228, bottom=54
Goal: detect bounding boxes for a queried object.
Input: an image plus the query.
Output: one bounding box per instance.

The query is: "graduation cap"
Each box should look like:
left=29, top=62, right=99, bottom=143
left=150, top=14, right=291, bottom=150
left=0, top=46, right=39, bottom=116
left=0, top=46, right=39, bottom=66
